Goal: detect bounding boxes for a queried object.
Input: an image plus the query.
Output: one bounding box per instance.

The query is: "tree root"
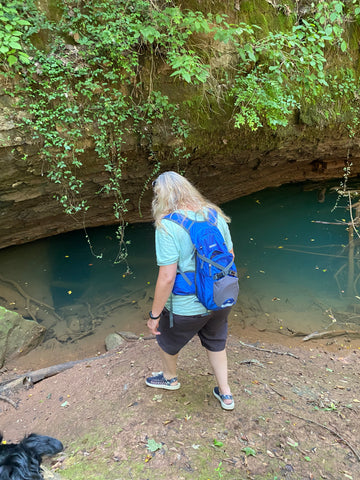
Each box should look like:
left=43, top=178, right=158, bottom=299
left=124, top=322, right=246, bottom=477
left=283, top=409, right=360, bottom=462
left=239, top=340, right=299, bottom=359
left=0, top=273, right=63, bottom=323
left=0, top=395, right=17, bottom=409
left=56, top=329, right=95, bottom=344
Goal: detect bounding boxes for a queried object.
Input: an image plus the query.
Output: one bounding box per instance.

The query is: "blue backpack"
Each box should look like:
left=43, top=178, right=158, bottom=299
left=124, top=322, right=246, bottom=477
left=164, top=209, right=239, bottom=311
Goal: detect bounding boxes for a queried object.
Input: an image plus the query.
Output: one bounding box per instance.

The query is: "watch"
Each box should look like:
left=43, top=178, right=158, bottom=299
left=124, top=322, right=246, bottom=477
left=149, top=311, right=161, bottom=320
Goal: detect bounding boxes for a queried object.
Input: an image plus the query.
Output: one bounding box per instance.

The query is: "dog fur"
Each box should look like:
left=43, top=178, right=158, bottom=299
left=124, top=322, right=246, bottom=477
left=0, top=433, right=63, bottom=480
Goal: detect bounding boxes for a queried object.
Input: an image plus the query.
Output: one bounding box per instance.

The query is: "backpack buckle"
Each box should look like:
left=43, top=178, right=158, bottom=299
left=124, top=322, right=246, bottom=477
left=214, top=272, right=225, bottom=280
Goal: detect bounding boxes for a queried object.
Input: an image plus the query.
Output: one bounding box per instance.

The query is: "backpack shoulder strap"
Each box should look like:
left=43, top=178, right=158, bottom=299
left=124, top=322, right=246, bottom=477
left=164, top=209, right=218, bottom=230
left=163, top=212, right=196, bottom=233
left=207, top=208, right=218, bottom=226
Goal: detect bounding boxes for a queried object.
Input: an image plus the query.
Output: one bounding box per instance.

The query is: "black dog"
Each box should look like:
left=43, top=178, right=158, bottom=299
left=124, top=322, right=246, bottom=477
left=0, top=433, right=63, bottom=480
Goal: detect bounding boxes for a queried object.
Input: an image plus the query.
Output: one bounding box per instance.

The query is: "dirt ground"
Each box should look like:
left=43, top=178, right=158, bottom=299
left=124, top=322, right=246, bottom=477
left=1, top=323, right=360, bottom=480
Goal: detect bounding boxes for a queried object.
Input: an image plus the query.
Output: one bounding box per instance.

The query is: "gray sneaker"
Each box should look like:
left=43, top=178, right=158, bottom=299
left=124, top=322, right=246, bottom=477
left=146, top=372, right=180, bottom=390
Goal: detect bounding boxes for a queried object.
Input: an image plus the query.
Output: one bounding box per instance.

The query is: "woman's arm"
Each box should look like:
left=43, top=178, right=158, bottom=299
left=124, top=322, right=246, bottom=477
left=147, top=263, right=177, bottom=335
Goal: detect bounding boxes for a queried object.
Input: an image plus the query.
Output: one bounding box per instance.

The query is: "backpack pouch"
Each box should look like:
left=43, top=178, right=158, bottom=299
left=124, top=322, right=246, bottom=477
left=213, top=274, right=239, bottom=308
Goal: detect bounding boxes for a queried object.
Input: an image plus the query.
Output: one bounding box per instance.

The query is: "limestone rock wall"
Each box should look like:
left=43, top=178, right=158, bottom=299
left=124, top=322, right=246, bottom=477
left=1, top=106, right=359, bottom=251
left=0, top=0, right=359, bottom=250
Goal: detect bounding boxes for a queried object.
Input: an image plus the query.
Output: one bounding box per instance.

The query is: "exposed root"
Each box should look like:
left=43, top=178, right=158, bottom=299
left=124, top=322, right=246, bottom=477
left=0, top=273, right=63, bottom=323
left=0, top=395, right=17, bottom=409
left=283, top=409, right=360, bottom=462
left=239, top=340, right=299, bottom=359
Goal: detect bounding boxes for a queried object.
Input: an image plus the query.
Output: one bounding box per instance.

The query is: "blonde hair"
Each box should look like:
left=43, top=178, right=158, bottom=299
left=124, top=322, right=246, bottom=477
left=151, top=171, right=230, bottom=227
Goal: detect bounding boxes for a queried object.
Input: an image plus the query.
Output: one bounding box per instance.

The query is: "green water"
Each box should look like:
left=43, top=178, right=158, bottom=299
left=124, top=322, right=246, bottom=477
left=227, top=182, right=358, bottom=335
left=0, top=181, right=359, bottom=345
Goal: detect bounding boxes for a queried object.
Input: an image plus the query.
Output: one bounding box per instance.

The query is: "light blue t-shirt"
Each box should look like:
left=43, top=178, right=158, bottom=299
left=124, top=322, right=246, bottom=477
left=155, top=209, right=233, bottom=315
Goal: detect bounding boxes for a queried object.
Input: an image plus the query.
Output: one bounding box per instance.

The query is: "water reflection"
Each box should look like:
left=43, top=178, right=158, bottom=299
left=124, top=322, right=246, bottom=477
left=0, top=181, right=359, bottom=348
left=227, top=181, right=360, bottom=336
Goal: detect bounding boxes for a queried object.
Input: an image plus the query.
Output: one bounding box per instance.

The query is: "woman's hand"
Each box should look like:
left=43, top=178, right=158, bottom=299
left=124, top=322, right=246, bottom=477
left=147, top=263, right=177, bottom=336
left=147, top=317, right=161, bottom=335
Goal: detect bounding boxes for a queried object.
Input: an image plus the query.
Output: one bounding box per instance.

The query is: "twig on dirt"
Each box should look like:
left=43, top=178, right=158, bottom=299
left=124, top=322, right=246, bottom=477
left=239, top=341, right=299, bottom=359
left=0, top=395, right=17, bottom=409
left=283, top=409, right=360, bottom=462
left=238, top=359, right=265, bottom=368
left=263, top=383, right=286, bottom=399
left=302, top=330, right=360, bottom=341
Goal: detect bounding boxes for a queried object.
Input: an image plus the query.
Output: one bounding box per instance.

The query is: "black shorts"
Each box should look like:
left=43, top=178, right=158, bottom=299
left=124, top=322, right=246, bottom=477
left=156, top=307, right=230, bottom=355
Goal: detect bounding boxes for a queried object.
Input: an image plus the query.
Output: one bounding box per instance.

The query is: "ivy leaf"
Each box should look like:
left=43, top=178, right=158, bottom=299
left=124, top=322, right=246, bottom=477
left=9, top=41, right=22, bottom=50
left=141, top=26, right=161, bottom=43
left=7, top=54, right=17, bottom=66
left=242, top=447, right=256, bottom=456
left=325, top=25, right=333, bottom=36
left=181, top=71, right=192, bottom=83
left=147, top=438, right=162, bottom=452
left=213, top=439, right=224, bottom=447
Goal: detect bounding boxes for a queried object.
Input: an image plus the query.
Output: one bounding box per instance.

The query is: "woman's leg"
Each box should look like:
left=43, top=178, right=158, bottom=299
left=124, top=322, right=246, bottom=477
left=206, top=348, right=232, bottom=404
left=146, top=347, right=179, bottom=389
left=159, top=349, right=179, bottom=383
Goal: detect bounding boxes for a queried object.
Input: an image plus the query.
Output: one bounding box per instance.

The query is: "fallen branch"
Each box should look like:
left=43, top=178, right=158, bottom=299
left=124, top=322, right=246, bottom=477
left=97, top=299, right=134, bottom=316
left=0, top=352, right=116, bottom=395
left=239, top=341, right=299, bottom=359
left=302, top=330, right=360, bottom=342
left=283, top=409, right=360, bottom=462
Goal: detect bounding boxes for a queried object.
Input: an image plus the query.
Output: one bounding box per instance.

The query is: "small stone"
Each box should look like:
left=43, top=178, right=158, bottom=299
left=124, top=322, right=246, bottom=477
left=105, top=333, right=125, bottom=351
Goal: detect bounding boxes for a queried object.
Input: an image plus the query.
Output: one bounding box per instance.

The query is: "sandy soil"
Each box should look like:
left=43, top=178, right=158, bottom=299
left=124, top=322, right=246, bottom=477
left=1, top=322, right=360, bottom=480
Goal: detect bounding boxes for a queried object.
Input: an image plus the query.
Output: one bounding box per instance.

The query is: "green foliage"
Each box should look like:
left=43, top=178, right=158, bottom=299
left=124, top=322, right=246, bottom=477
left=242, top=446, right=256, bottom=456
left=215, top=461, right=224, bottom=479
left=3, top=0, right=359, bottom=261
left=12, top=0, right=211, bottom=260
left=230, top=0, right=360, bottom=131
left=146, top=438, right=162, bottom=452
left=0, top=1, right=30, bottom=67
left=213, top=438, right=224, bottom=447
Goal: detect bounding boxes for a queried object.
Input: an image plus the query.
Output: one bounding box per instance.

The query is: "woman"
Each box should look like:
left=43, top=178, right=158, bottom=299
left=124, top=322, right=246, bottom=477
left=146, top=171, right=235, bottom=410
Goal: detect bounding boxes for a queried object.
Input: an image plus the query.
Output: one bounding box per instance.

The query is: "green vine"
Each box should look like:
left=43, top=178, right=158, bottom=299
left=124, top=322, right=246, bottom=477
left=229, top=0, right=360, bottom=131
left=1, top=0, right=359, bottom=264
left=7, top=0, right=210, bottom=262
left=0, top=1, right=30, bottom=67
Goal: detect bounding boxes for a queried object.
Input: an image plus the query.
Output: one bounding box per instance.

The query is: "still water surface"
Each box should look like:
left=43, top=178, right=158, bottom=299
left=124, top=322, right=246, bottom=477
left=1, top=181, right=359, bottom=354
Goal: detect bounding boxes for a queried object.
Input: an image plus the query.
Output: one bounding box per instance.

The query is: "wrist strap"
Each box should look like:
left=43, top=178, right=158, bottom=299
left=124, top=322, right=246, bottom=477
left=149, top=310, right=161, bottom=320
